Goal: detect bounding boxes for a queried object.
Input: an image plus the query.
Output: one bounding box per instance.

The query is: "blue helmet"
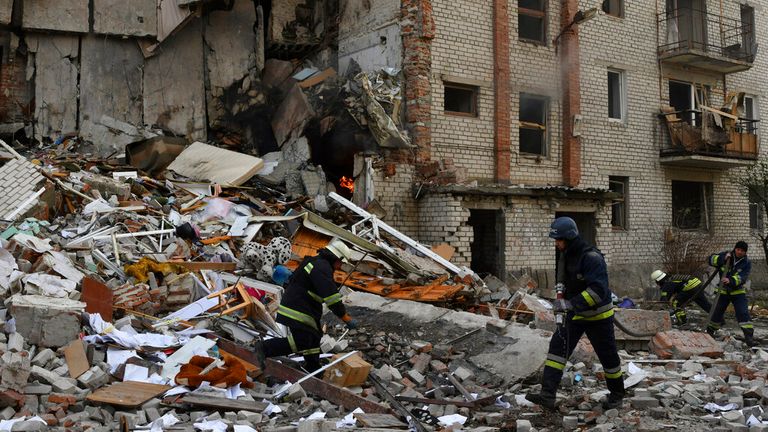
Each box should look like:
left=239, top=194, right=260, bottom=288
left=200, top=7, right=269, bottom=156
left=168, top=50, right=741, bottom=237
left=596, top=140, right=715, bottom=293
left=549, top=217, right=578, bottom=240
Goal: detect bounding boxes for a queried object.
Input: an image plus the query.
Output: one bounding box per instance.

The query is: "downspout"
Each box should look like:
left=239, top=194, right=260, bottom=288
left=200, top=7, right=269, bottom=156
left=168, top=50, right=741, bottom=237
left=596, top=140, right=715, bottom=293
left=560, top=0, right=581, bottom=187
left=493, top=0, right=511, bottom=184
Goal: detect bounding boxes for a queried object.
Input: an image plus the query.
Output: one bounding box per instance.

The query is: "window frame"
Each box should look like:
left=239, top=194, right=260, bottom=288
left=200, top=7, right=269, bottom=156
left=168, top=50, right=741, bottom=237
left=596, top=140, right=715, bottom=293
left=443, top=82, right=479, bottom=117
left=607, top=69, right=627, bottom=122
left=518, top=1, right=547, bottom=45
left=602, top=0, right=625, bottom=18
left=749, top=189, right=764, bottom=233
left=671, top=180, right=713, bottom=231
left=519, top=93, right=549, bottom=156
left=609, top=176, right=629, bottom=230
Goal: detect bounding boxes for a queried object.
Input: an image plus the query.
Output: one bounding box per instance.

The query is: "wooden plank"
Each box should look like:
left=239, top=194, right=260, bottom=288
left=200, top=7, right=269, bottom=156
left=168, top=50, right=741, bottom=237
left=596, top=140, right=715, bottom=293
left=171, top=261, right=237, bottom=271
left=298, top=67, right=337, bottom=89
left=86, top=382, right=170, bottom=407
left=176, top=395, right=269, bottom=412
left=354, top=413, right=408, bottom=429
left=81, top=277, right=114, bottom=321
left=63, top=340, right=90, bottom=379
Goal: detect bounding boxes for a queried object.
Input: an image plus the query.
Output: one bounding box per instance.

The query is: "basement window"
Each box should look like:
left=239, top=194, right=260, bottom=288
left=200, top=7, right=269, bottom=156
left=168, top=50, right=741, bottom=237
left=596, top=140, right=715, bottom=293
left=671, top=180, right=713, bottom=231
left=602, top=0, right=624, bottom=18
left=519, top=93, right=548, bottom=156
left=609, top=176, right=628, bottom=229
left=444, top=83, right=478, bottom=117
left=519, top=0, right=547, bottom=44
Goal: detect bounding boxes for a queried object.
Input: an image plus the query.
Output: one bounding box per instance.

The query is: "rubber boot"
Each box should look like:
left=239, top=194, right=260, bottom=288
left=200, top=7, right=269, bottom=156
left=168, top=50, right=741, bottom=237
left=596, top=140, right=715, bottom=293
left=673, top=309, right=687, bottom=325
left=602, top=393, right=624, bottom=410
left=743, top=328, right=759, bottom=348
left=525, top=392, right=556, bottom=411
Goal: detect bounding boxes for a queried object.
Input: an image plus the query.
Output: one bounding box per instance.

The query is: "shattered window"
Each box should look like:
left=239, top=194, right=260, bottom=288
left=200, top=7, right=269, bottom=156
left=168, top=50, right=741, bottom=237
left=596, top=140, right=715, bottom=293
left=519, top=93, right=548, bottom=156
left=671, top=180, right=713, bottom=230
left=444, top=83, right=478, bottom=116
left=519, top=0, right=547, bottom=44
left=602, top=0, right=624, bottom=18
left=610, top=176, right=628, bottom=229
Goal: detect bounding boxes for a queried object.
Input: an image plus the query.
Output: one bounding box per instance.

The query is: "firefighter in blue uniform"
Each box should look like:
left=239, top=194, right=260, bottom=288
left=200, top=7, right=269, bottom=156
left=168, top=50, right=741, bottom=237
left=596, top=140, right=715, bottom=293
left=706, top=241, right=756, bottom=347
left=256, top=239, right=358, bottom=371
left=526, top=217, right=624, bottom=410
left=651, top=270, right=711, bottom=325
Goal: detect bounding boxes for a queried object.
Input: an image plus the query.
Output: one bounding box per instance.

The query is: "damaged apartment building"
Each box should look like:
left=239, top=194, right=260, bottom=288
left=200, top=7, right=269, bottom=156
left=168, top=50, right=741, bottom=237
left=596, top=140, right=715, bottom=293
left=0, top=0, right=765, bottom=296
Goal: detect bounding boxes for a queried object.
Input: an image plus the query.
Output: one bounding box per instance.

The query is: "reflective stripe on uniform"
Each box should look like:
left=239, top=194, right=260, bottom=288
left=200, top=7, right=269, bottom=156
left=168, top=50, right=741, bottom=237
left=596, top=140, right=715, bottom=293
left=324, top=292, right=343, bottom=306
left=717, top=288, right=746, bottom=295
left=307, top=290, right=323, bottom=303
left=581, top=290, right=596, bottom=307
left=740, top=322, right=754, bottom=329
left=604, top=366, right=623, bottom=379
left=573, top=303, right=614, bottom=321
left=277, top=305, right=318, bottom=330
left=304, top=262, right=314, bottom=274
left=732, top=275, right=742, bottom=286
left=707, top=322, right=720, bottom=330
left=298, top=347, right=322, bottom=355
left=682, top=278, right=701, bottom=291
left=547, top=354, right=567, bottom=364
left=287, top=333, right=298, bottom=352
left=545, top=360, right=565, bottom=370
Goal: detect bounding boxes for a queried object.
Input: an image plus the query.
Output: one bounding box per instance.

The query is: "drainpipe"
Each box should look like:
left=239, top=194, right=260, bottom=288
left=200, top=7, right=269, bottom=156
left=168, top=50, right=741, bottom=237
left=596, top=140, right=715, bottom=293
left=493, top=0, right=511, bottom=184
left=560, top=0, right=582, bottom=187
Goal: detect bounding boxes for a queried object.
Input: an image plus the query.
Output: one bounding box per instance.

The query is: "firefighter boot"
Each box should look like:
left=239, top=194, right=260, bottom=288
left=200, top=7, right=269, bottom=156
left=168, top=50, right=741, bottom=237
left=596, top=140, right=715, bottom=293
left=743, top=327, right=759, bottom=348
left=673, top=309, right=687, bottom=325
left=525, top=391, right=556, bottom=411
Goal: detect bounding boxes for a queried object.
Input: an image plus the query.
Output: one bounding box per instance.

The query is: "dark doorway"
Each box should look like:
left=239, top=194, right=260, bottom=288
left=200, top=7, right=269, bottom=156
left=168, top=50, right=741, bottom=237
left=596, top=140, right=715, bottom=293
left=468, top=209, right=506, bottom=280
left=669, top=80, right=694, bottom=123
left=555, top=211, right=596, bottom=247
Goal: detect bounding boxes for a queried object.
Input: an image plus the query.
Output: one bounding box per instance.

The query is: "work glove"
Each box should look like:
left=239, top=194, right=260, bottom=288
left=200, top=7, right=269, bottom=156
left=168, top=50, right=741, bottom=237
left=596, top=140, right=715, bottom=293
left=552, top=299, right=572, bottom=313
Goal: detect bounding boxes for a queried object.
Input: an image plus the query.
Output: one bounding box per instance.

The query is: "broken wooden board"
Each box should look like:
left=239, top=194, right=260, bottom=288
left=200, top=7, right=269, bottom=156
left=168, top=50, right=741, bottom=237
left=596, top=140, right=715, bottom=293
left=81, top=277, right=114, bottom=321
left=170, top=261, right=237, bottom=272
left=354, top=413, right=408, bottom=429
left=86, top=382, right=170, bottom=407
left=63, top=339, right=90, bottom=379
left=298, top=67, right=336, bottom=89
left=167, top=142, right=264, bottom=186
left=333, top=271, right=464, bottom=302
left=172, top=394, right=269, bottom=412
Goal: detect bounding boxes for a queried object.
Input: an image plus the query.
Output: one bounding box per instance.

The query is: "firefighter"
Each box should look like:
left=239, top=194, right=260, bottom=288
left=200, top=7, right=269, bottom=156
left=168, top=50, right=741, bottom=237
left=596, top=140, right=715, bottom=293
left=255, top=239, right=358, bottom=371
left=706, top=241, right=756, bottom=347
left=526, top=217, right=624, bottom=411
left=651, top=270, right=711, bottom=325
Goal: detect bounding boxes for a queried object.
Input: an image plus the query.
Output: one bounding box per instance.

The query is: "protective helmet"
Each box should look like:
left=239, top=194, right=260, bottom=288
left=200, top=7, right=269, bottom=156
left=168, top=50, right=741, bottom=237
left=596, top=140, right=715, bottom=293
left=549, top=217, right=579, bottom=240
left=651, top=270, right=667, bottom=282
left=325, top=238, right=352, bottom=263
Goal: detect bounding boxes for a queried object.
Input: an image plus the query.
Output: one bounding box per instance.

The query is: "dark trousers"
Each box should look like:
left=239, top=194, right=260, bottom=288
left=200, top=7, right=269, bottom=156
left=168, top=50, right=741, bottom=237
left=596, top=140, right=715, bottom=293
left=673, top=290, right=712, bottom=314
left=707, top=293, right=753, bottom=333
left=263, top=325, right=322, bottom=371
left=541, top=316, right=624, bottom=398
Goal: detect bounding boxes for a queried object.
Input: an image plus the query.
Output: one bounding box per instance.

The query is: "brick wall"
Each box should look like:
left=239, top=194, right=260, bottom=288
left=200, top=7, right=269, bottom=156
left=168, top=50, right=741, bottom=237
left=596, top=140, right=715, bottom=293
left=0, top=37, right=32, bottom=123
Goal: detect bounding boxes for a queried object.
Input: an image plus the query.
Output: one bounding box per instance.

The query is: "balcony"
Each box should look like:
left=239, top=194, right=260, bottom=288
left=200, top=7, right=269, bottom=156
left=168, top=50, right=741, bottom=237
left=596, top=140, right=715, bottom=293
left=659, top=108, right=758, bottom=169
left=657, top=7, right=756, bottom=74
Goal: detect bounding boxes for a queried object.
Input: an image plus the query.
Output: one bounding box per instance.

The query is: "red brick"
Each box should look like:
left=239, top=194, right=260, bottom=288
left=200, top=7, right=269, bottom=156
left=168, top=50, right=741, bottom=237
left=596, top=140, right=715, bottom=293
left=0, top=389, right=25, bottom=408
left=47, top=394, right=76, bottom=406
left=650, top=330, right=724, bottom=359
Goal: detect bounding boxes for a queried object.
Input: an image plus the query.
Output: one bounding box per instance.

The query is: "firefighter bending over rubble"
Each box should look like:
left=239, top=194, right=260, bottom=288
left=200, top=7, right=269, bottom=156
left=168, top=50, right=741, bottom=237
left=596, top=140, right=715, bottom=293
left=706, top=241, right=757, bottom=347
left=526, top=217, right=625, bottom=411
left=651, top=270, right=711, bottom=325
left=254, top=239, right=359, bottom=372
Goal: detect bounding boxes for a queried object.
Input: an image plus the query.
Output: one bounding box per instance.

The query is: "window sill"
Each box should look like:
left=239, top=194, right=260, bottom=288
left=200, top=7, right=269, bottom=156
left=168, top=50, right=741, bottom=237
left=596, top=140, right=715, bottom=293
left=518, top=38, right=548, bottom=48
left=607, top=118, right=627, bottom=126
left=444, top=111, right=478, bottom=118
left=611, top=226, right=628, bottom=232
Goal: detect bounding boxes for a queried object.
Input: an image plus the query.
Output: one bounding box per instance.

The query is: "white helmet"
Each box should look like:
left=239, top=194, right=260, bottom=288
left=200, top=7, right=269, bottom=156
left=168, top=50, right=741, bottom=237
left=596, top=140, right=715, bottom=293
left=326, top=239, right=352, bottom=263
left=651, top=270, right=667, bottom=282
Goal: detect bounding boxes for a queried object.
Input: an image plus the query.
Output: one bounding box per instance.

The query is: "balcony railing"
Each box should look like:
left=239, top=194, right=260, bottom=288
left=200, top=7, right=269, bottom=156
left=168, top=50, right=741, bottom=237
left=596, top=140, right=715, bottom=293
left=657, top=7, right=756, bottom=74
left=659, top=108, right=758, bottom=168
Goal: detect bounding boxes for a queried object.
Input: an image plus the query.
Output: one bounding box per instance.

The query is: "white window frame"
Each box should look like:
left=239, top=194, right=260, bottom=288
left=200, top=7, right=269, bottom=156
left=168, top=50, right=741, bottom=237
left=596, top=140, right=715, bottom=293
left=607, top=69, right=627, bottom=122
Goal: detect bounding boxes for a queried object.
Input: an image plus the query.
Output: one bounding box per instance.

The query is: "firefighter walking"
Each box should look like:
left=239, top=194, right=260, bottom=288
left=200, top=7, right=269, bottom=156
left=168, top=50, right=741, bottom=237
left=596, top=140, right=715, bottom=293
left=651, top=271, right=711, bottom=325
left=526, top=217, right=624, bottom=411
left=256, top=239, right=358, bottom=371
left=706, top=241, right=757, bottom=347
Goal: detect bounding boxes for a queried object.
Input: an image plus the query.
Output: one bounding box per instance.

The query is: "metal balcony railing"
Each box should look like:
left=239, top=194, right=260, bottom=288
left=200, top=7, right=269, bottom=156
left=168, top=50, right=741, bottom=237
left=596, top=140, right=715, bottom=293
left=658, top=7, right=756, bottom=70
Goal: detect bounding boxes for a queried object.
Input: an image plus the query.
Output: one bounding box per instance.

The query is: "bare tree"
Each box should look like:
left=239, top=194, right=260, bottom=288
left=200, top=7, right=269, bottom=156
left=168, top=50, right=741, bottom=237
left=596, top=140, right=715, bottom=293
left=733, top=159, right=768, bottom=270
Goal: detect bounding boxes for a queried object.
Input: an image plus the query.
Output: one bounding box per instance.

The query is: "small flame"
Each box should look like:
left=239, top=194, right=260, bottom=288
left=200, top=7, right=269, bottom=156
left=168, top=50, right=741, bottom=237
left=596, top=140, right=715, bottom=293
left=339, top=176, right=354, bottom=193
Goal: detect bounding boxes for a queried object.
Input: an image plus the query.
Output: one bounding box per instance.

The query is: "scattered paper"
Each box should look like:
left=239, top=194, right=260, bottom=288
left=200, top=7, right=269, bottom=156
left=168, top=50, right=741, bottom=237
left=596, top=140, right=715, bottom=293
left=515, top=394, right=535, bottom=407
left=233, top=426, right=258, bottom=432
left=263, top=402, right=283, bottom=415
left=495, top=396, right=511, bottom=409
left=747, top=414, right=761, bottom=426
left=336, top=408, right=364, bottom=429
left=106, top=348, right=140, bottom=374
left=161, top=336, right=216, bottom=380
left=193, top=419, right=228, bottom=432
left=438, top=414, right=467, bottom=427
left=138, top=412, right=180, bottom=432
left=627, top=362, right=643, bottom=375
left=22, top=273, right=77, bottom=298
left=123, top=364, right=150, bottom=383
left=83, top=198, right=115, bottom=215
left=704, top=402, right=739, bottom=412
left=164, top=386, right=191, bottom=397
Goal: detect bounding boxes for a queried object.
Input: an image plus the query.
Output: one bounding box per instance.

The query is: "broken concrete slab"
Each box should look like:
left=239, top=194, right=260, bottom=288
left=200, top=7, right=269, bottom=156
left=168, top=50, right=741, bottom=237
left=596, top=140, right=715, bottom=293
left=22, top=0, right=89, bottom=32
left=613, top=309, right=672, bottom=341
left=271, top=84, right=315, bottom=147
left=204, top=0, right=258, bottom=98
left=650, top=330, right=724, bottom=359
left=262, top=59, right=295, bottom=89
left=79, top=36, right=146, bottom=155
left=93, top=0, right=157, bottom=37
left=0, top=0, right=11, bottom=25
left=29, top=35, right=80, bottom=141
left=143, top=20, right=206, bottom=141
left=8, top=295, right=85, bottom=348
